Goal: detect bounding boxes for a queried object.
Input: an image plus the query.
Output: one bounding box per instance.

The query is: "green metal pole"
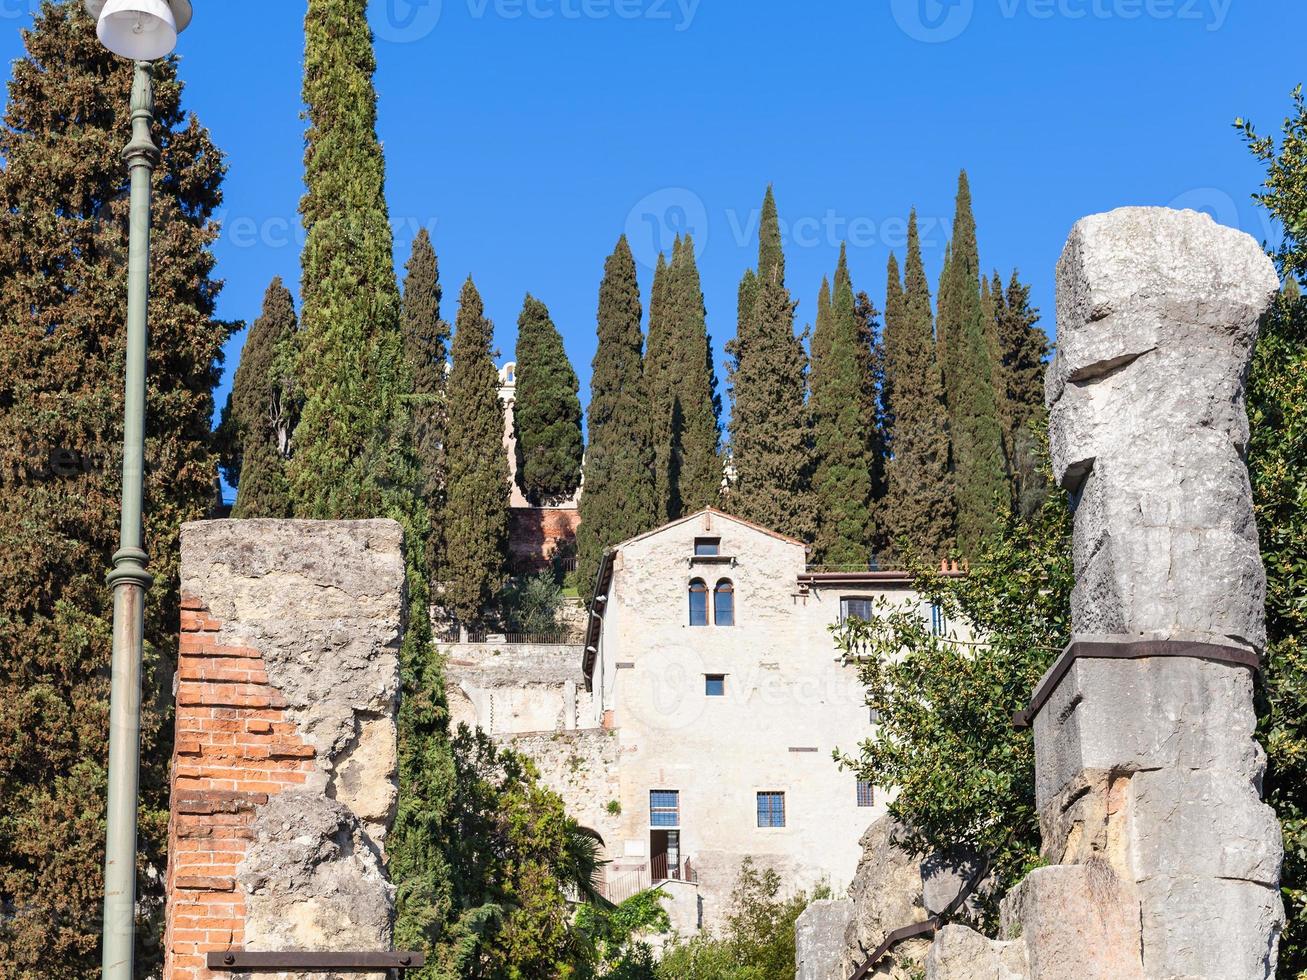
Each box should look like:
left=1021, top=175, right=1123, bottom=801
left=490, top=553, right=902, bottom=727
left=101, top=59, right=158, bottom=980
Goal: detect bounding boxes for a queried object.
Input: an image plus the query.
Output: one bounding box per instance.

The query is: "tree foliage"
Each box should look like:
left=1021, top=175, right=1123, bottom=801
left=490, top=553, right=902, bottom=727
left=881, top=213, right=955, bottom=562
left=725, top=187, right=814, bottom=539
left=514, top=294, right=584, bottom=504
left=218, top=278, right=297, bottom=518
left=656, top=859, right=826, bottom=979
left=401, top=229, right=451, bottom=580
left=937, top=172, right=1006, bottom=556
left=809, top=246, right=875, bottom=566
left=577, top=237, right=657, bottom=592
left=442, top=278, right=510, bottom=624
left=835, top=484, right=1073, bottom=931
left=1239, top=89, right=1307, bottom=977
left=0, top=4, right=231, bottom=973
left=990, top=271, right=1048, bottom=519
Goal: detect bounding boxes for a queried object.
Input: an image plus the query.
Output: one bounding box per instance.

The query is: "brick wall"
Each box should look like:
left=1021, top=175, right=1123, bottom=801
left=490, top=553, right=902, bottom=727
left=164, top=595, right=319, bottom=978
left=164, top=519, right=405, bottom=979
left=508, top=506, right=582, bottom=573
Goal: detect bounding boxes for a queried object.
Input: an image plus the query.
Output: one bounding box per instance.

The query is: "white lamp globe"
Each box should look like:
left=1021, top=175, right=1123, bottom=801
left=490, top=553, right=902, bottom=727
left=84, top=0, right=193, bottom=60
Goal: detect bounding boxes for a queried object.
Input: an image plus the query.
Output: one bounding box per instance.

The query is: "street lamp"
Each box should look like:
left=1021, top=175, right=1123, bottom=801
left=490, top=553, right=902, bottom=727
left=83, top=3, right=193, bottom=978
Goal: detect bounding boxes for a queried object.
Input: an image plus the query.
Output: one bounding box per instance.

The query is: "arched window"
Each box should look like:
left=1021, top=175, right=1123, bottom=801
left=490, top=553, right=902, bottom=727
left=714, top=579, right=735, bottom=627
left=689, top=579, right=708, bottom=626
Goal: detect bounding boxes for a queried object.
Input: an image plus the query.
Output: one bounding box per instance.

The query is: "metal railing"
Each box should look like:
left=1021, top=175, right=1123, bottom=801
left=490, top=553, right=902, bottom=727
left=435, top=630, right=585, bottom=646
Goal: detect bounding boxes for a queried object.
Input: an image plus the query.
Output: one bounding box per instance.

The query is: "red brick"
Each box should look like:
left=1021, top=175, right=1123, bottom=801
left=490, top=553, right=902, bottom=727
left=174, top=875, right=235, bottom=892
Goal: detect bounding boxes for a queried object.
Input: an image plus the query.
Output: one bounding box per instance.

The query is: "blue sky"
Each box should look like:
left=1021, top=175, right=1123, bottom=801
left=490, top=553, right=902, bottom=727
left=1, top=0, right=1300, bottom=432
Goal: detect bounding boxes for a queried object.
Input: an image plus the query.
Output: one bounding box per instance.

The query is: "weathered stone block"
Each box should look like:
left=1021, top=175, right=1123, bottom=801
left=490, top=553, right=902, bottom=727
left=926, top=925, right=1028, bottom=980
left=1136, top=876, right=1281, bottom=979
left=796, top=899, right=854, bottom=980
left=842, top=815, right=930, bottom=977
left=1033, top=655, right=1261, bottom=810
left=238, top=793, right=394, bottom=980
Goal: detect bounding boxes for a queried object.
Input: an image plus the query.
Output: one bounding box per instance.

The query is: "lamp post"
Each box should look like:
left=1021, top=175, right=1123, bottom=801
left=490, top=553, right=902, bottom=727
left=83, top=2, right=193, bottom=978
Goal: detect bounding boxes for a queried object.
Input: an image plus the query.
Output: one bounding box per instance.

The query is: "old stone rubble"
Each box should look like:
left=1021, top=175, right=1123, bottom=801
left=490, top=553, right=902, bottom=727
left=928, top=208, right=1284, bottom=980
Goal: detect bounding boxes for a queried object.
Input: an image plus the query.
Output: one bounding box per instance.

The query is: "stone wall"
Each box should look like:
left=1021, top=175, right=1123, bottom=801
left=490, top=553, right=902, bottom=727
left=445, top=641, right=586, bottom=735
left=164, top=519, right=405, bottom=980
left=508, top=507, right=582, bottom=573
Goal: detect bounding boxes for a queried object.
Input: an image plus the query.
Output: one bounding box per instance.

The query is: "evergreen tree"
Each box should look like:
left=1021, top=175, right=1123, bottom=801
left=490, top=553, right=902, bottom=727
left=219, top=278, right=297, bottom=519
left=881, top=212, right=955, bottom=561
left=401, top=229, right=450, bottom=580
left=0, top=4, right=231, bottom=972
left=938, top=171, right=1005, bottom=555
left=662, top=235, right=722, bottom=514
left=991, top=270, right=1048, bottom=518
left=576, top=236, right=657, bottom=593
left=513, top=295, right=583, bottom=503
left=442, top=278, right=510, bottom=624
left=855, top=290, right=888, bottom=554
left=809, top=245, right=874, bottom=566
left=644, top=248, right=677, bottom=519
left=726, top=187, right=814, bottom=538
left=288, top=0, right=409, bottom=520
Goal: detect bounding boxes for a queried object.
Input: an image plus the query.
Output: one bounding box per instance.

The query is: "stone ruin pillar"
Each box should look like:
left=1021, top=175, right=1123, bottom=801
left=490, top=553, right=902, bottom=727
left=928, top=207, right=1283, bottom=980
left=163, top=519, right=406, bottom=980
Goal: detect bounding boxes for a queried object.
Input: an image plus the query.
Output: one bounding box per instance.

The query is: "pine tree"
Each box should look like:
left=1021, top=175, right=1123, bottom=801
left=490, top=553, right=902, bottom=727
left=992, top=270, right=1048, bottom=518
left=809, top=245, right=874, bottom=566
left=662, top=235, right=722, bottom=514
left=442, top=278, right=510, bottom=624
left=938, top=171, right=1006, bottom=556
left=219, top=278, right=297, bottom=519
left=881, top=212, right=955, bottom=562
left=288, top=0, right=409, bottom=520
left=513, top=295, right=583, bottom=504
left=0, top=4, right=231, bottom=972
left=401, top=229, right=450, bottom=580
left=577, top=236, right=657, bottom=593
left=726, top=187, right=814, bottom=538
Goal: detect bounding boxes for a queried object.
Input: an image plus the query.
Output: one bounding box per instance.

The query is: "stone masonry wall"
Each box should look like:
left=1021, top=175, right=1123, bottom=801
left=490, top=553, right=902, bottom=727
left=164, top=519, right=405, bottom=980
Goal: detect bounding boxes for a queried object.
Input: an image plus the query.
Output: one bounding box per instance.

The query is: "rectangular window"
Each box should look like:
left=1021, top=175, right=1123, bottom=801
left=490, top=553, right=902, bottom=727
left=705, top=674, right=725, bottom=697
left=857, top=780, right=875, bottom=807
left=694, top=537, right=721, bottom=557
left=868, top=707, right=883, bottom=724
left=756, top=791, right=786, bottom=828
left=841, top=597, right=875, bottom=623
left=930, top=602, right=947, bottom=637
left=650, top=790, right=680, bottom=827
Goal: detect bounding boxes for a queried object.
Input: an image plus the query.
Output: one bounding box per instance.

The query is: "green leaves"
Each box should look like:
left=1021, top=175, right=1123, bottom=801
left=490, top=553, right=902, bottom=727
left=834, top=487, right=1071, bottom=932
left=514, top=294, right=584, bottom=504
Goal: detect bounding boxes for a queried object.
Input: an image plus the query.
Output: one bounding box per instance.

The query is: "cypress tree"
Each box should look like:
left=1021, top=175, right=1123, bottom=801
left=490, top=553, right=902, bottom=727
left=442, top=278, right=510, bottom=624
left=576, top=236, right=657, bottom=592
left=0, top=4, right=230, bottom=972
left=938, top=171, right=1006, bottom=556
left=855, top=289, right=888, bottom=553
left=288, top=0, right=409, bottom=519
left=809, top=246, right=874, bottom=566
left=992, top=270, right=1048, bottom=517
left=726, top=187, right=814, bottom=539
left=663, top=234, right=722, bottom=514
left=881, top=212, right=955, bottom=562
left=644, top=247, right=677, bottom=519
left=219, top=278, right=298, bottom=519
left=401, top=229, right=450, bottom=580
left=513, top=295, right=583, bottom=504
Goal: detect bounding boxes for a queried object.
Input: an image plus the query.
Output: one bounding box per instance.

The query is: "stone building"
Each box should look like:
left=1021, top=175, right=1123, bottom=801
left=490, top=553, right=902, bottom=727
left=449, top=506, right=961, bottom=933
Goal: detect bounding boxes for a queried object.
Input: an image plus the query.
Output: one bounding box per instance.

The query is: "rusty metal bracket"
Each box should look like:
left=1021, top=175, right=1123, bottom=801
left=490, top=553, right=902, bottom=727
left=1012, top=638, right=1260, bottom=730
left=206, top=951, right=425, bottom=970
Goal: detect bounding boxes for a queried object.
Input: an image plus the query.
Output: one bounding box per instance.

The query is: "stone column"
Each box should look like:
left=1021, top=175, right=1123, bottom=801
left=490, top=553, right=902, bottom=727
left=929, top=208, right=1283, bottom=980
left=163, top=520, right=405, bottom=980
